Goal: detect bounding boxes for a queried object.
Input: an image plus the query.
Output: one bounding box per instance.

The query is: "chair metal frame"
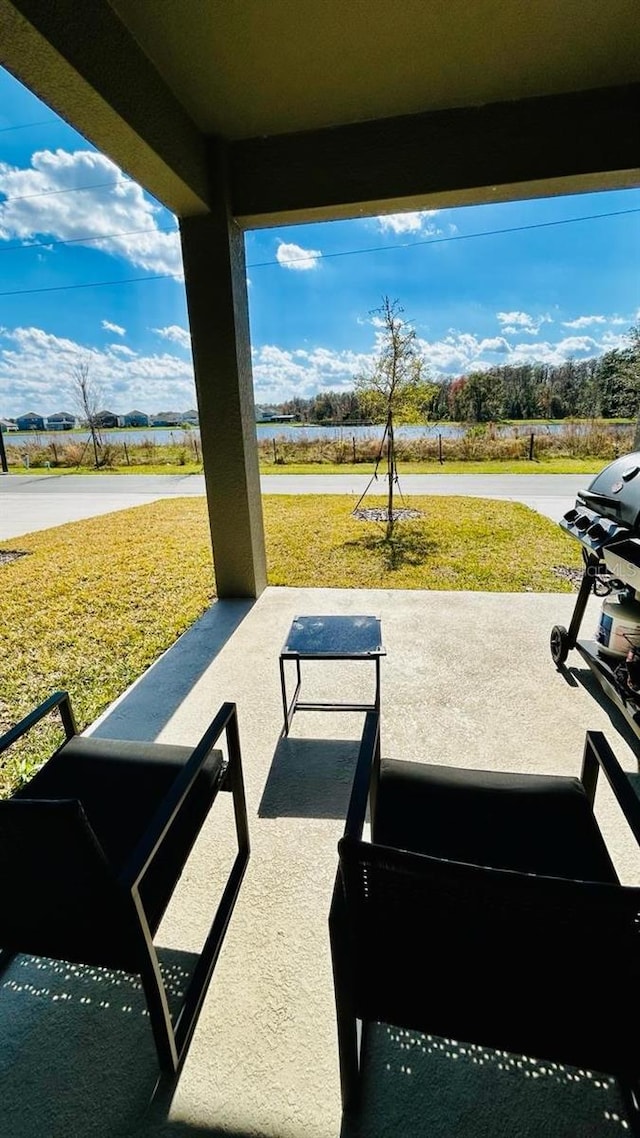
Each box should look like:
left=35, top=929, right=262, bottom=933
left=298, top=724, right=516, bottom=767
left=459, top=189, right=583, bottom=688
left=0, top=690, right=250, bottom=1074
left=330, top=711, right=640, bottom=1124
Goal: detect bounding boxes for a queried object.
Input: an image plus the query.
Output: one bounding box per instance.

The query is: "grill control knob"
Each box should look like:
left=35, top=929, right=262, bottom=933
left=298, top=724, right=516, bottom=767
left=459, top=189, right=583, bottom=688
left=588, top=523, right=606, bottom=540
left=575, top=515, right=591, bottom=531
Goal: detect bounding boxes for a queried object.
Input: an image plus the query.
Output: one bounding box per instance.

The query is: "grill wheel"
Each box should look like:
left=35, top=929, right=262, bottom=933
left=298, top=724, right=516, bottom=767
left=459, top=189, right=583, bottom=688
left=550, top=624, right=570, bottom=666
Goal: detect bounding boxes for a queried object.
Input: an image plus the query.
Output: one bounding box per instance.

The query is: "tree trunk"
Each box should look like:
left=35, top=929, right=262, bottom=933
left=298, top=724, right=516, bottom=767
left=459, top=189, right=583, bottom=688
left=386, top=416, right=395, bottom=540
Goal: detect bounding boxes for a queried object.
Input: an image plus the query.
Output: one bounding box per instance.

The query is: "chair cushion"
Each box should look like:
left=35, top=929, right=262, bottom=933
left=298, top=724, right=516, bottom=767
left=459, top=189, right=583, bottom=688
left=373, top=757, right=618, bottom=883
left=16, top=735, right=225, bottom=934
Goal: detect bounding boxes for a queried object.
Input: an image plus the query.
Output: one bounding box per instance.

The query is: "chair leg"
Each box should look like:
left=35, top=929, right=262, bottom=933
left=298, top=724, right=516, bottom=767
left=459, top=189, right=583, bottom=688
left=139, top=941, right=179, bottom=1073
left=336, top=1001, right=361, bottom=1114
left=619, top=1078, right=640, bottom=1136
left=329, top=879, right=362, bottom=1113
left=0, top=948, right=16, bottom=977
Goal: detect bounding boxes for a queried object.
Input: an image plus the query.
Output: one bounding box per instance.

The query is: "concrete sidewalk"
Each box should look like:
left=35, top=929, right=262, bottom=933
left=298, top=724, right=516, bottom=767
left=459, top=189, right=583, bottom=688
left=0, top=471, right=587, bottom=540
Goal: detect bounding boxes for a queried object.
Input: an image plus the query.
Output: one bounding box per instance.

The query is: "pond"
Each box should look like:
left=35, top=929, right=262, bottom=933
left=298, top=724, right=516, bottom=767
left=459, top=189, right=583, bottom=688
left=3, top=420, right=630, bottom=447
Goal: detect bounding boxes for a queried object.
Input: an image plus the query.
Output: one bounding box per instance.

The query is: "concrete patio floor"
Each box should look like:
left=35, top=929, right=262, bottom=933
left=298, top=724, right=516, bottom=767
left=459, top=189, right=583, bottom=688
left=2, top=586, right=639, bottom=1138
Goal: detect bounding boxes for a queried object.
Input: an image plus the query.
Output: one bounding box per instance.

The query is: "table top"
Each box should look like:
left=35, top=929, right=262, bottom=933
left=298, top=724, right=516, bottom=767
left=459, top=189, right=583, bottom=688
left=281, top=614, right=384, bottom=658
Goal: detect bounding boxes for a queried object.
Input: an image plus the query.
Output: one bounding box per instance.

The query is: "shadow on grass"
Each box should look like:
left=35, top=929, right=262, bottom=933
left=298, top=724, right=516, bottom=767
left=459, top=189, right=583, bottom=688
left=343, top=527, right=438, bottom=572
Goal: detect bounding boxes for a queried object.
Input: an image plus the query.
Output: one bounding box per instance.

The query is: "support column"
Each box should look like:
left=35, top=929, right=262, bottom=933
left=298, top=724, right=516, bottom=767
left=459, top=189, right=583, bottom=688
left=180, top=147, right=267, bottom=598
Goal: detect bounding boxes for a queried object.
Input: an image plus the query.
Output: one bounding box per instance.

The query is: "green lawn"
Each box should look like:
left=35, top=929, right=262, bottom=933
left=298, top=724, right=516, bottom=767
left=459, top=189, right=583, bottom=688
left=0, top=494, right=580, bottom=795
left=260, top=458, right=603, bottom=475
left=7, top=456, right=603, bottom=476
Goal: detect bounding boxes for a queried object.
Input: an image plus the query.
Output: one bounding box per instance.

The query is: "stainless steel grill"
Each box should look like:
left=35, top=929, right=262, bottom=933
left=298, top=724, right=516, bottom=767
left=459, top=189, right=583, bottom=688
left=552, top=450, right=640, bottom=738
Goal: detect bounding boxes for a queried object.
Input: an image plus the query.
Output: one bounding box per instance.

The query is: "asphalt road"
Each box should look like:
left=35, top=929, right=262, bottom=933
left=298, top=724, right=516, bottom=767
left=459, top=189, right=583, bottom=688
left=0, top=471, right=590, bottom=541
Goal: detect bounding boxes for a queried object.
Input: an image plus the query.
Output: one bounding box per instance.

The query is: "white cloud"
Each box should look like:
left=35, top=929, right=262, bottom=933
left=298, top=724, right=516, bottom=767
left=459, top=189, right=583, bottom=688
left=275, top=242, right=321, bottom=271
left=562, top=315, right=607, bottom=329
left=0, top=325, right=195, bottom=415
left=0, top=148, right=183, bottom=278
left=376, top=210, right=440, bottom=236
left=496, top=310, right=551, bottom=335
left=152, top=324, right=191, bottom=350
left=102, top=319, right=126, bottom=336
left=251, top=343, right=373, bottom=402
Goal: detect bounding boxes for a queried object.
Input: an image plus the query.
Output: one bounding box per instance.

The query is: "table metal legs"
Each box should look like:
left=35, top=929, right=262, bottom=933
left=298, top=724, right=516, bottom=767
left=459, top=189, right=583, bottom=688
left=280, top=655, right=381, bottom=736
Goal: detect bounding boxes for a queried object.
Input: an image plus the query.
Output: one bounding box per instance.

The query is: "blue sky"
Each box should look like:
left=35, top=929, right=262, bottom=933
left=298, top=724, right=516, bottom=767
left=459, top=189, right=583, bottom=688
left=1, top=65, right=639, bottom=417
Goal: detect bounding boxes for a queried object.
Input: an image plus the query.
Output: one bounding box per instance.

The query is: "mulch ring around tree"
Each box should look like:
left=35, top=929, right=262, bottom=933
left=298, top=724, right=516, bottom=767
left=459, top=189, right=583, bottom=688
left=0, top=550, right=29, bottom=565
left=352, top=508, right=423, bottom=522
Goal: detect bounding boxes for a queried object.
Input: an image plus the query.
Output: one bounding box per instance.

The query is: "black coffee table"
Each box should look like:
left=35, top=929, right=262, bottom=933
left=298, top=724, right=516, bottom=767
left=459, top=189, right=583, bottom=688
left=279, top=614, right=385, bottom=735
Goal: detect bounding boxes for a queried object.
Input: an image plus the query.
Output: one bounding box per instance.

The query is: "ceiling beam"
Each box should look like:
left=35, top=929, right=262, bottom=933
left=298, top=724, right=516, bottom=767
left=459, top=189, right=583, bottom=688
left=229, top=84, right=640, bottom=227
left=0, top=0, right=211, bottom=215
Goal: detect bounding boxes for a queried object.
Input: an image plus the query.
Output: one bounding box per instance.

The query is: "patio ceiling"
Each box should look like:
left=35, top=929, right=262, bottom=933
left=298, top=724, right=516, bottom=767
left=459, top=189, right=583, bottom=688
left=1, top=0, right=639, bottom=222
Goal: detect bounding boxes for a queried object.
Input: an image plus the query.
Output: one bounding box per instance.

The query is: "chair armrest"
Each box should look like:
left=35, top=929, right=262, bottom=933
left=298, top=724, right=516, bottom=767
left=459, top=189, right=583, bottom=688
left=343, top=711, right=381, bottom=841
left=581, top=730, right=640, bottom=847
left=0, top=690, right=77, bottom=757
left=121, top=701, right=246, bottom=891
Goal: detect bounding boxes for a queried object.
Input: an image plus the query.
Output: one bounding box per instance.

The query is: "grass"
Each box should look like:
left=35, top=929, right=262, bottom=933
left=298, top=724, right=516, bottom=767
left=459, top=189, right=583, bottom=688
left=263, top=495, right=581, bottom=590
left=8, top=457, right=602, bottom=476
left=259, top=458, right=603, bottom=475
left=0, top=494, right=580, bottom=796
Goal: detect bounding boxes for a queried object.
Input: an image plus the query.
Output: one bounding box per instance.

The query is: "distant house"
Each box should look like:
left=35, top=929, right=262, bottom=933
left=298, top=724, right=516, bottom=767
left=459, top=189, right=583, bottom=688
left=181, top=409, right=199, bottom=425
left=151, top=411, right=182, bottom=427
left=256, top=407, right=296, bottom=423
left=46, top=411, right=76, bottom=430
left=16, top=412, right=45, bottom=431
left=0, top=418, right=17, bottom=433
left=94, top=410, right=121, bottom=429
left=123, top=410, right=150, bottom=427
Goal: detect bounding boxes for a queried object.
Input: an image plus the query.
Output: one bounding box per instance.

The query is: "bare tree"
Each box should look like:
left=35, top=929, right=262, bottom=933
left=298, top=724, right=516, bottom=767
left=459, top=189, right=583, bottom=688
left=355, top=297, right=430, bottom=539
left=70, top=355, right=103, bottom=468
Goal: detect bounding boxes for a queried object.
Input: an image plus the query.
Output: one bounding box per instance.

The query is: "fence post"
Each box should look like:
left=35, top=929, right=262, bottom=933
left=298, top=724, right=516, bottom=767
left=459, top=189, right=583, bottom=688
left=272, top=438, right=277, bottom=464
left=352, top=436, right=357, bottom=464
left=0, top=428, right=9, bottom=473
left=438, top=433, right=443, bottom=465
left=123, top=440, right=130, bottom=466
left=529, top=431, right=535, bottom=460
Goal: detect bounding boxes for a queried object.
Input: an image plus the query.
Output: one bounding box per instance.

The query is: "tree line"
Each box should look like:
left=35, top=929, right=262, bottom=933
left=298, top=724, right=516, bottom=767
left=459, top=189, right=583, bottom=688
left=277, top=329, right=640, bottom=424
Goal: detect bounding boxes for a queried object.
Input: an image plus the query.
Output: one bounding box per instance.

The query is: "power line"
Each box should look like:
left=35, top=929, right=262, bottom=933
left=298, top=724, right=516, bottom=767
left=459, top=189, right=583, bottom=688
left=0, top=119, right=60, bottom=134
left=0, top=203, right=637, bottom=298
left=0, top=223, right=178, bottom=255
left=0, top=272, right=179, bottom=298
left=0, top=177, right=130, bottom=205
left=248, top=206, right=640, bottom=269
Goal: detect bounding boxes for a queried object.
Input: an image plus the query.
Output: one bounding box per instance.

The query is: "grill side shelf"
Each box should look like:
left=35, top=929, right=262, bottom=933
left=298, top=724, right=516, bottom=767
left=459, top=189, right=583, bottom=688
left=575, top=639, right=640, bottom=740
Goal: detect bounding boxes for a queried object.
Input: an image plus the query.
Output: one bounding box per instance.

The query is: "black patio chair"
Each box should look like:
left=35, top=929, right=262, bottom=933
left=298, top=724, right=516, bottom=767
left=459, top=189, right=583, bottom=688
left=330, top=711, right=640, bottom=1128
left=0, top=690, right=250, bottom=1074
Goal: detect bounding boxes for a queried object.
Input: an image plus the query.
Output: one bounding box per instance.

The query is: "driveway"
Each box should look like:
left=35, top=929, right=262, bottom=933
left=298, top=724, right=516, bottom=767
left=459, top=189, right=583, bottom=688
left=0, top=471, right=589, bottom=541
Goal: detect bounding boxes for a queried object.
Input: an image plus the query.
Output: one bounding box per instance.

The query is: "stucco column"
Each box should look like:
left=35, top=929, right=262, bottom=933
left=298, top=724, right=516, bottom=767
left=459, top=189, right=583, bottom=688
left=180, top=150, right=267, bottom=599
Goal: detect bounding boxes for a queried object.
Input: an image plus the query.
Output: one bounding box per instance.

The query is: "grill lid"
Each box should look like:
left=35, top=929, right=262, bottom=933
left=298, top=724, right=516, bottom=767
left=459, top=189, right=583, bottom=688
left=579, top=451, right=640, bottom=530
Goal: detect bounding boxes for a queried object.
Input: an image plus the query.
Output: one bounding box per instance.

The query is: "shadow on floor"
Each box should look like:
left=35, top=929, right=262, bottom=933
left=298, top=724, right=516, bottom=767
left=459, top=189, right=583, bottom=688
left=0, top=948, right=197, bottom=1138
left=570, top=665, right=640, bottom=757
left=91, top=600, right=254, bottom=741
left=341, top=1025, right=632, bottom=1138
left=258, top=736, right=360, bottom=819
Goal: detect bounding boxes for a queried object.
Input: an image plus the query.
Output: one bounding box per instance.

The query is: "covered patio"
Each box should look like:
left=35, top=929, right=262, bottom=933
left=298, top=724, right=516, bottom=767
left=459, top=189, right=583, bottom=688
left=2, top=586, right=640, bottom=1137
left=1, top=2, right=640, bottom=1133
